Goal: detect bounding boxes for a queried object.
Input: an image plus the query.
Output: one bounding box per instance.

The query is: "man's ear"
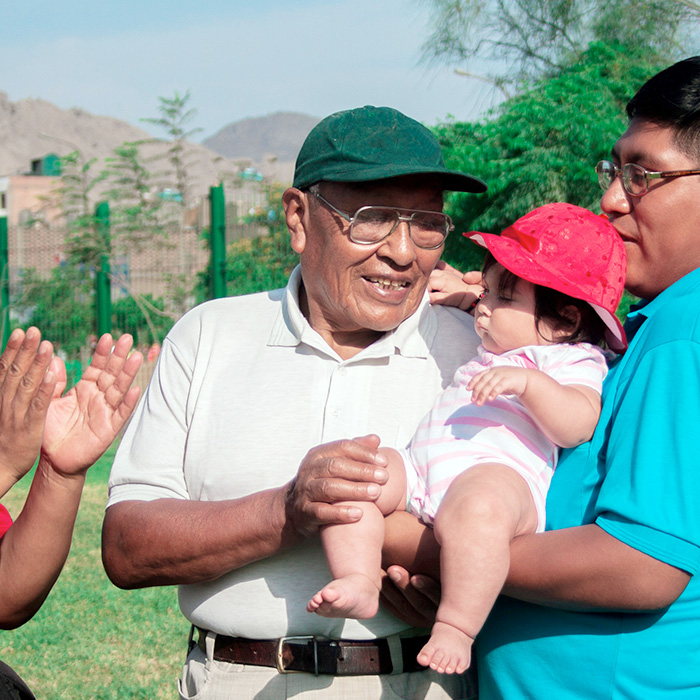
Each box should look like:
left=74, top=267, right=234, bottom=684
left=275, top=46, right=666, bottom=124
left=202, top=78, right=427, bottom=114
left=282, top=188, right=307, bottom=254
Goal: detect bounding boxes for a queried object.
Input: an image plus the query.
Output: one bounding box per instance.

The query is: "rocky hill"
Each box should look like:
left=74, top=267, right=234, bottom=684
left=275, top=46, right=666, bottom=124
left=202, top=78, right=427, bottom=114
left=0, top=92, right=310, bottom=193
left=203, top=111, right=319, bottom=168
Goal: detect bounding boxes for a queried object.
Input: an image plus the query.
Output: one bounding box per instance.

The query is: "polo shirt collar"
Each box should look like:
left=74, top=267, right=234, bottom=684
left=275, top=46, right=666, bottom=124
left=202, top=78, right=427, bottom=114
left=268, top=265, right=436, bottom=360
left=624, top=266, right=700, bottom=340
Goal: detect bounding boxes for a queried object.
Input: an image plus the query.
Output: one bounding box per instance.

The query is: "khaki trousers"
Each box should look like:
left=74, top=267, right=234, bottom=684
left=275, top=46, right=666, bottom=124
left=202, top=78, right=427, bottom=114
left=178, top=632, right=477, bottom=700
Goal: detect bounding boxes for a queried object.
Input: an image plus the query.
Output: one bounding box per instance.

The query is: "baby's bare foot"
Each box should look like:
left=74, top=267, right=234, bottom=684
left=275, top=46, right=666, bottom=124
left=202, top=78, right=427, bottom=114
left=416, top=621, right=473, bottom=674
left=306, top=574, right=380, bottom=619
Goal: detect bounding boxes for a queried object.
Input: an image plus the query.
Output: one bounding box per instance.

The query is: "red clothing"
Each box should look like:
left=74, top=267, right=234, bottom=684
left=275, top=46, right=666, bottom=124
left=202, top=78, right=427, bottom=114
left=0, top=504, right=13, bottom=537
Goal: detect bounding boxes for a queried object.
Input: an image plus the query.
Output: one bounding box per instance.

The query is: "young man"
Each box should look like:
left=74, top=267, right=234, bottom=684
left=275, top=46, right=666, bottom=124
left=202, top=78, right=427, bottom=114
left=385, top=56, right=700, bottom=698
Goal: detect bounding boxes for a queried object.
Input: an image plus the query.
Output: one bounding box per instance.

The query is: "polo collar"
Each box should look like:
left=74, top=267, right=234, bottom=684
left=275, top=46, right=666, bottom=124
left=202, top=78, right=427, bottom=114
left=624, top=266, right=700, bottom=340
left=267, top=265, right=436, bottom=361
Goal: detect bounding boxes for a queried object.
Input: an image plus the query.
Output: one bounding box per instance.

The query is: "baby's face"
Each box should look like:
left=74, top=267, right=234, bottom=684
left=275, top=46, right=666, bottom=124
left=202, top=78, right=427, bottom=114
left=474, top=264, right=553, bottom=354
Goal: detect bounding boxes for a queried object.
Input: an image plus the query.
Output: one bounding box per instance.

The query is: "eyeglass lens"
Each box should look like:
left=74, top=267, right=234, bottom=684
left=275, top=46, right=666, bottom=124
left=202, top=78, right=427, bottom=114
left=596, top=161, right=647, bottom=195
left=351, top=207, right=448, bottom=248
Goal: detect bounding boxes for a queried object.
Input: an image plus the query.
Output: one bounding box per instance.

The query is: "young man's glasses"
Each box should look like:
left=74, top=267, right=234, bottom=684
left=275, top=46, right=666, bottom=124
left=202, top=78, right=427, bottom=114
left=310, top=190, right=453, bottom=250
left=596, top=160, right=700, bottom=196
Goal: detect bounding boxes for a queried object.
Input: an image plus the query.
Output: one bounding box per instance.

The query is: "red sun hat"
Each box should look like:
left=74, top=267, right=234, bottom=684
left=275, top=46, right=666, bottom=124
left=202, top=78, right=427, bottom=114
left=464, top=202, right=627, bottom=352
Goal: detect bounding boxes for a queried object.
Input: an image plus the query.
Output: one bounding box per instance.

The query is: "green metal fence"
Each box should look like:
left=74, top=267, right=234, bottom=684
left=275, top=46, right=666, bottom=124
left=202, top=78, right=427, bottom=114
left=0, top=182, right=279, bottom=391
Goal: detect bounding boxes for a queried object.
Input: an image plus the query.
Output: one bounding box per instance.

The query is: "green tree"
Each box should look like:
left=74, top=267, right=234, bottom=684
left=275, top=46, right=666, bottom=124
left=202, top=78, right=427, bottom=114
left=434, top=42, right=665, bottom=271
left=112, top=294, right=175, bottom=346
left=141, top=90, right=203, bottom=209
left=103, top=142, right=164, bottom=246
left=196, top=183, right=298, bottom=299
left=421, top=0, right=700, bottom=92
left=48, top=151, right=108, bottom=268
left=14, top=266, right=95, bottom=357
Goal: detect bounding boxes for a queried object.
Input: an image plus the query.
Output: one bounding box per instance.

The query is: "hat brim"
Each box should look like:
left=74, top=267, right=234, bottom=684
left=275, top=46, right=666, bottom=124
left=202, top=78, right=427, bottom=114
left=467, top=231, right=627, bottom=352
left=294, top=164, right=487, bottom=193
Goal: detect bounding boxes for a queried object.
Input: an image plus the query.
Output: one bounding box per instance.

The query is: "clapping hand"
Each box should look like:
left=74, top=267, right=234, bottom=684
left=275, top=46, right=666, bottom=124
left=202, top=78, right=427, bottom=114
left=42, top=333, right=143, bottom=477
left=0, top=328, right=58, bottom=494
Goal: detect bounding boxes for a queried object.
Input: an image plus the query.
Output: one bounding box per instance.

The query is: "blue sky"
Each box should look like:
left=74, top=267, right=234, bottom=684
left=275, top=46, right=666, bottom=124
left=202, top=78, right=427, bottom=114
left=0, top=0, right=500, bottom=141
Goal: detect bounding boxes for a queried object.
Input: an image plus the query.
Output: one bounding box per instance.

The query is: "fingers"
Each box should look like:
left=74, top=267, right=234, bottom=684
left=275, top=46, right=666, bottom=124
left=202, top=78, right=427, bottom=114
left=286, top=438, right=391, bottom=536
left=350, top=434, right=382, bottom=452
left=468, top=369, right=504, bottom=405
left=0, top=328, right=27, bottom=382
left=0, top=328, right=55, bottom=412
left=107, top=348, right=143, bottom=406
left=110, top=384, right=142, bottom=433
left=379, top=566, right=440, bottom=629
left=408, top=573, right=442, bottom=606
left=461, top=270, right=483, bottom=286
left=25, top=367, right=58, bottom=424
left=50, top=356, right=67, bottom=398
left=87, top=333, right=115, bottom=372
left=86, top=333, right=143, bottom=408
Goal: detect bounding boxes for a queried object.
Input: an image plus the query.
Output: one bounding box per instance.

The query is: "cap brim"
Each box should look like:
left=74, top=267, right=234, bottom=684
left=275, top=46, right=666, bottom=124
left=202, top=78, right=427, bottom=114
left=295, top=164, right=487, bottom=193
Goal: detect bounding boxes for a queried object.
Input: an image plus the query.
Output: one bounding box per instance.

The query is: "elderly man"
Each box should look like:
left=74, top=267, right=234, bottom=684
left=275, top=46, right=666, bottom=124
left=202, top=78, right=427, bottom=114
left=102, top=106, right=485, bottom=699
left=385, top=56, right=700, bottom=698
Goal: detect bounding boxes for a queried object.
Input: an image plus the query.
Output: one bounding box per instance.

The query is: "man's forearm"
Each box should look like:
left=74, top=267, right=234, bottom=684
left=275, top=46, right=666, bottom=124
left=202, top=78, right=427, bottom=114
left=103, top=437, right=391, bottom=588
left=505, top=524, right=690, bottom=611
left=102, top=487, right=297, bottom=588
left=383, top=514, right=690, bottom=613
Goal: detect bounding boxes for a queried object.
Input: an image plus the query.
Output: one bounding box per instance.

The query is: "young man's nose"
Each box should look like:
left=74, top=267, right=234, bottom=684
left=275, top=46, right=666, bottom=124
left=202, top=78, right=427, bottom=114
left=600, top=174, right=632, bottom=217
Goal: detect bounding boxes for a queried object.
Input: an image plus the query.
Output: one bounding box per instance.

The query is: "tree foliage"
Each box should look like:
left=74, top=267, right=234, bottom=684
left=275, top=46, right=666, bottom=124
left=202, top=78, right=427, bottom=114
left=141, top=90, right=203, bottom=209
left=196, top=183, right=298, bottom=300
left=15, top=266, right=94, bottom=356
left=49, top=151, right=108, bottom=268
left=103, top=142, right=164, bottom=246
left=434, top=42, right=666, bottom=271
left=112, top=294, right=174, bottom=346
left=422, top=0, right=700, bottom=91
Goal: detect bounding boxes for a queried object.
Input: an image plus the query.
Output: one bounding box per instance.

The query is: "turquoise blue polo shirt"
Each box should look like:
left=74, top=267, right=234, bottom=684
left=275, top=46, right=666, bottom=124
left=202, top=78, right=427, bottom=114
left=477, top=267, right=700, bottom=699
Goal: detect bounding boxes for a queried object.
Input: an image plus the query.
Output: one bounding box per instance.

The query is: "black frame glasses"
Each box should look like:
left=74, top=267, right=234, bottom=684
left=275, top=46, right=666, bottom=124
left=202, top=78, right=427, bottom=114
left=310, top=190, right=453, bottom=250
left=596, top=160, right=700, bottom=196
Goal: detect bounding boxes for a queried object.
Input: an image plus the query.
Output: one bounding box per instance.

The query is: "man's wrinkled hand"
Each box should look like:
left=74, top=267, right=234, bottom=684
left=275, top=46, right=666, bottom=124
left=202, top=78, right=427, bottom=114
left=285, top=434, right=389, bottom=538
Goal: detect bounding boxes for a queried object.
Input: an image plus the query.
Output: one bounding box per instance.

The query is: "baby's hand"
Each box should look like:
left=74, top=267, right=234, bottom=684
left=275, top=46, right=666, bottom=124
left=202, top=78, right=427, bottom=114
left=468, top=367, right=529, bottom=405
left=429, top=261, right=483, bottom=311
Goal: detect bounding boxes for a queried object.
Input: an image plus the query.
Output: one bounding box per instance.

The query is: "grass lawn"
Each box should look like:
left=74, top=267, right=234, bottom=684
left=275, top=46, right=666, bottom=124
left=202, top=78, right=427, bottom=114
left=0, top=444, right=190, bottom=699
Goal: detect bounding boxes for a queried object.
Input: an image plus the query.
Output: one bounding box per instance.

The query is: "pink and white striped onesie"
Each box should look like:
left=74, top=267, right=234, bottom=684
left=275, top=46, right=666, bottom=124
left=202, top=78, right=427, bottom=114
left=403, top=343, right=608, bottom=531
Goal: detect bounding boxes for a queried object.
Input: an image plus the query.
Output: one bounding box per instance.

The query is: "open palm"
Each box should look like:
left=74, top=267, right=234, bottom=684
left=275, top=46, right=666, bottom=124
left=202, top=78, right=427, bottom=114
left=42, top=334, right=143, bottom=476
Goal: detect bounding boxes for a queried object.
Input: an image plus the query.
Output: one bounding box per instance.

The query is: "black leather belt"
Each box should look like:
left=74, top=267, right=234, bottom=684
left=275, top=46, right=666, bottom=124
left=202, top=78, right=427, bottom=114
left=196, top=629, right=428, bottom=675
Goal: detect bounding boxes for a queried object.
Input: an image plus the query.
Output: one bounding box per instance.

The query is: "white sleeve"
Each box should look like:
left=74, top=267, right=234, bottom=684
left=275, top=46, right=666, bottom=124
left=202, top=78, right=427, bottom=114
left=107, top=321, right=196, bottom=505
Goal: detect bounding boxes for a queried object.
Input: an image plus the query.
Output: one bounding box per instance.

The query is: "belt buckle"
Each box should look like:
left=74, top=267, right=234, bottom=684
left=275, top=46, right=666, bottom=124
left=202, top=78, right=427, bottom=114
left=276, top=635, right=318, bottom=675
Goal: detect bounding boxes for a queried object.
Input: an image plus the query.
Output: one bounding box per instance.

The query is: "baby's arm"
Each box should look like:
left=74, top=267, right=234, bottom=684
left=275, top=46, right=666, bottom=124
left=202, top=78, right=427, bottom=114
left=469, top=367, right=600, bottom=448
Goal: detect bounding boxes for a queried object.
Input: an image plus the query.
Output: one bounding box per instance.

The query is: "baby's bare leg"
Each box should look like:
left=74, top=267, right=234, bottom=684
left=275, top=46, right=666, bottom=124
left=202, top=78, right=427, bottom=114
left=307, top=448, right=408, bottom=619
left=417, top=463, right=539, bottom=674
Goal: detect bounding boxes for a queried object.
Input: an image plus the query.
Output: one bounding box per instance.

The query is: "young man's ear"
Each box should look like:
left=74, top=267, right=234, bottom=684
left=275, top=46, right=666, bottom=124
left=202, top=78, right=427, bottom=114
left=282, top=188, right=308, bottom=255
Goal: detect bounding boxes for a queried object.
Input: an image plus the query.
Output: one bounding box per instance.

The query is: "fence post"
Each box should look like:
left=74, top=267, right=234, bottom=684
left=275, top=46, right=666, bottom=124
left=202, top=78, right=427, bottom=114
left=95, top=202, right=112, bottom=336
left=0, top=217, right=8, bottom=351
left=209, top=184, right=227, bottom=300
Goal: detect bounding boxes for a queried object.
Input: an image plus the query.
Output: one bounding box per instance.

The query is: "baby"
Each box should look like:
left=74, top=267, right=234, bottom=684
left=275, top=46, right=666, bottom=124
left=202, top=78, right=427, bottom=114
left=307, top=203, right=627, bottom=674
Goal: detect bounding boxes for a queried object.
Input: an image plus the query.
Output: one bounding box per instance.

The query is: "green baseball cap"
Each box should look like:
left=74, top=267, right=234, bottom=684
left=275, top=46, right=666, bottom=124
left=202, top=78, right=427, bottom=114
left=293, top=105, right=487, bottom=193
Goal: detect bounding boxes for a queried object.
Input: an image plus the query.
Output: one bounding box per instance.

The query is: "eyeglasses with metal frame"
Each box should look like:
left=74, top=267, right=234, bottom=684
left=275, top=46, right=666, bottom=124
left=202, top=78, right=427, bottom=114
left=309, top=189, right=453, bottom=250
left=596, top=160, right=700, bottom=196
